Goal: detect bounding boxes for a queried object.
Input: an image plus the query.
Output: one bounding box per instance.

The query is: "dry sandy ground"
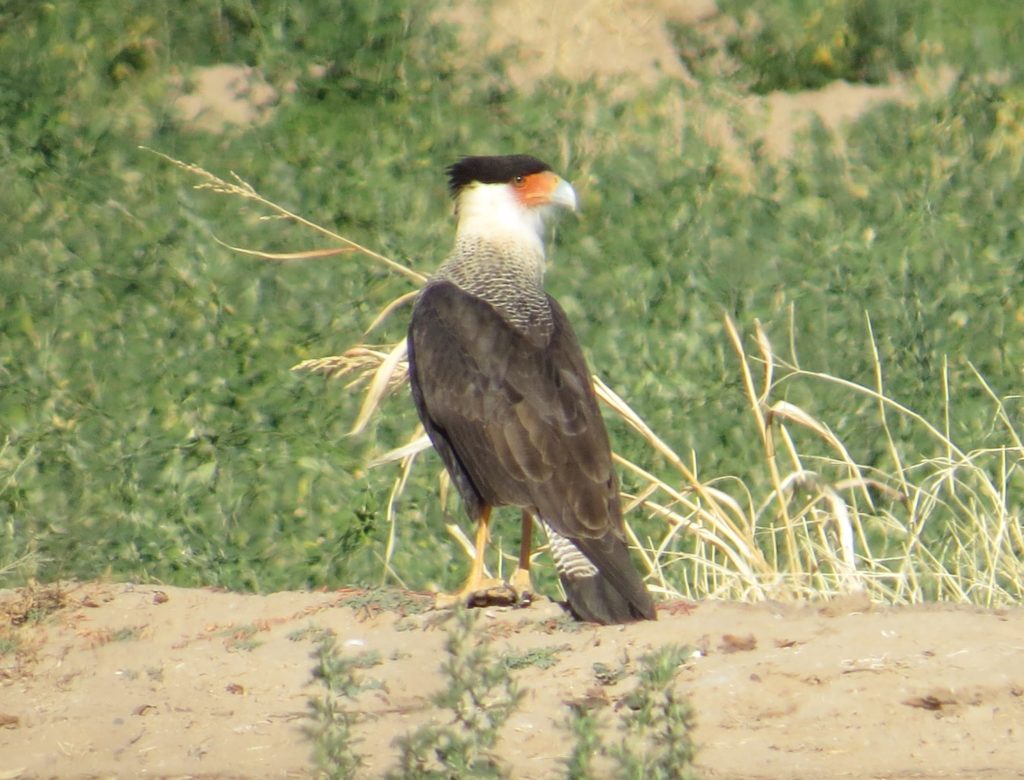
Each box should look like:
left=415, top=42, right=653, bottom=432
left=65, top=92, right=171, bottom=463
left=2, top=582, right=1023, bottom=779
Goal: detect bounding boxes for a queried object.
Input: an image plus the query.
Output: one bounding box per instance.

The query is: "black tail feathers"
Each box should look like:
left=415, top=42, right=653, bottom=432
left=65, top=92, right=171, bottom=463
left=545, top=523, right=656, bottom=624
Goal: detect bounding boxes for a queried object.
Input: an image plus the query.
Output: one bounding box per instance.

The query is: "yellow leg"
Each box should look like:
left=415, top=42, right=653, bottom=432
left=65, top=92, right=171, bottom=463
left=509, top=511, right=534, bottom=605
left=435, top=507, right=514, bottom=609
left=464, top=506, right=492, bottom=589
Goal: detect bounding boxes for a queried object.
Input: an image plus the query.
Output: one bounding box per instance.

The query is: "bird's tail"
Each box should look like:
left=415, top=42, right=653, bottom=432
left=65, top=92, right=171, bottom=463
left=542, top=523, right=656, bottom=624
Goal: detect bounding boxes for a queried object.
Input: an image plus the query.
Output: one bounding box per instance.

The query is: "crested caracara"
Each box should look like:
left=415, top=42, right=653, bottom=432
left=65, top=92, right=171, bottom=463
left=407, top=154, right=656, bottom=625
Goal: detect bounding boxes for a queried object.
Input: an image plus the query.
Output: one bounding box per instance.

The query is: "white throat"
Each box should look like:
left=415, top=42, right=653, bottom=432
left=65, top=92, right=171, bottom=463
left=454, top=183, right=547, bottom=258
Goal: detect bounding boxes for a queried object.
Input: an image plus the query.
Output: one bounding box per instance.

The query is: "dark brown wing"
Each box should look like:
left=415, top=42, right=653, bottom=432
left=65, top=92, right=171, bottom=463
left=407, top=280, right=655, bottom=622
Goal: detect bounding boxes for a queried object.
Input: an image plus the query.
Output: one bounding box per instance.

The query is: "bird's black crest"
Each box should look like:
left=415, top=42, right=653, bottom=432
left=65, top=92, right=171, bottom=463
left=447, top=155, right=552, bottom=196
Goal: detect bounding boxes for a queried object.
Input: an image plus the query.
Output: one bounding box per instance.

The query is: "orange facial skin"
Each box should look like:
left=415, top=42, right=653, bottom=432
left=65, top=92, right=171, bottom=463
left=513, top=170, right=563, bottom=208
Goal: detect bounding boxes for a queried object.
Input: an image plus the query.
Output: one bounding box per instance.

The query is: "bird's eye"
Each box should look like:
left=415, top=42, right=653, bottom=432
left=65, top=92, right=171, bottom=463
left=513, top=175, right=525, bottom=186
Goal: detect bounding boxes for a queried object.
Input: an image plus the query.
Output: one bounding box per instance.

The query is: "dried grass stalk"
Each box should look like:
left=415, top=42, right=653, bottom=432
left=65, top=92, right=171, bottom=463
left=161, top=150, right=1023, bottom=607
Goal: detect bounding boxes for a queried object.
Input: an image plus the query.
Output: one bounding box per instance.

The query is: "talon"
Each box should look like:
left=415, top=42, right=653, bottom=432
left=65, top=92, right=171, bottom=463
left=470, top=581, right=518, bottom=607
left=510, top=567, right=533, bottom=607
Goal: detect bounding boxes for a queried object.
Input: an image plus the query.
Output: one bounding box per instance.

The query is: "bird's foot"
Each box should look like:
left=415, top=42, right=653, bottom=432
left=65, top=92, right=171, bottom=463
left=434, top=572, right=533, bottom=610
left=509, top=567, right=533, bottom=607
left=435, top=577, right=517, bottom=610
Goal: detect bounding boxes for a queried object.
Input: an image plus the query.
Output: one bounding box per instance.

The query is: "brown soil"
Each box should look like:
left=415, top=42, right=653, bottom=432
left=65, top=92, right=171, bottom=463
left=441, top=0, right=955, bottom=161
left=2, top=583, right=1023, bottom=778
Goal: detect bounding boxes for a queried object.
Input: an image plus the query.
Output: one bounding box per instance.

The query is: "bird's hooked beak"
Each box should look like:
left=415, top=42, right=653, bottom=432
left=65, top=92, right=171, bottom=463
left=548, top=176, right=578, bottom=212
left=516, top=171, right=577, bottom=213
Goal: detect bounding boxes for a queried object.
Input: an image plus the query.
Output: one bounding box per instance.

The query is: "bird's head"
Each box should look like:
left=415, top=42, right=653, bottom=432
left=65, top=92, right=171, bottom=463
left=447, top=155, right=576, bottom=253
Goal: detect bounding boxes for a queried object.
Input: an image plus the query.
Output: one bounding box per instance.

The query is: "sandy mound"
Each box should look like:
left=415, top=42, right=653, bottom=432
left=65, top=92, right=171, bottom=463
left=2, top=583, right=1022, bottom=778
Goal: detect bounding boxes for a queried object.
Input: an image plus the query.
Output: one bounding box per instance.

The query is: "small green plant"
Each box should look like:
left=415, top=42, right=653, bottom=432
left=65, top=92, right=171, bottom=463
left=613, top=645, right=697, bottom=778
left=305, top=610, right=526, bottom=779
left=565, top=645, right=697, bottom=780
left=0, top=632, right=21, bottom=656
left=336, top=587, right=433, bottom=617
left=305, top=637, right=382, bottom=780
left=501, top=643, right=570, bottom=671
left=221, top=624, right=264, bottom=652
left=387, top=609, right=524, bottom=779
left=289, top=624, right=336, bottom=643
left=592, top=656, right=629, bottom=686
left=111, top=625, right=144, bottom=642
left=563, top=705, right=602, bottom=780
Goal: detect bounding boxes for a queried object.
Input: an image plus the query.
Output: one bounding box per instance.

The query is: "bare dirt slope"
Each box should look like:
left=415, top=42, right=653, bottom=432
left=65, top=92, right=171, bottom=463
left=2, top=583, right=1023, bottom=779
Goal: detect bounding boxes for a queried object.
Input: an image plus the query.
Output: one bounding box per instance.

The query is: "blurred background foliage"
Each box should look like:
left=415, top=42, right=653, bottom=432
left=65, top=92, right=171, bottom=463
left=1, top=0, right=1020, bottom=595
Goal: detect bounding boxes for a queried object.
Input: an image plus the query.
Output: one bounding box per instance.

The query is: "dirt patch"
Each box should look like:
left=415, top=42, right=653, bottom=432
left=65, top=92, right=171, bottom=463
left=441, top=0, right=717, bottom=91
left=170, top=64, right=279, bottom=133
left=747, top=66, right=959, bottom=157
left=166, top=3, right=955, bottom=160
left=2, top=583, right=1022, bottom=778
left=444, top=0, right=956, bottom=161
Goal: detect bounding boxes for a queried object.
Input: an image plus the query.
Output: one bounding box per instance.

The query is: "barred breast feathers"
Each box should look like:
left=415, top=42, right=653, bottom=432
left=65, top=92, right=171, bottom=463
left=433, top=234, right=553, bottom=337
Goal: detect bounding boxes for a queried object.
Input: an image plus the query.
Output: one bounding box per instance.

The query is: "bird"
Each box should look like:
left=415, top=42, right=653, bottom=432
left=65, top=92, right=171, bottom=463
left=406, top=154, right=656, bottom=625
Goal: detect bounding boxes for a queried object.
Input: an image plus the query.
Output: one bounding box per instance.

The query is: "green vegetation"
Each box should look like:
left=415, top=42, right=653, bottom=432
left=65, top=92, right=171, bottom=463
left=567, top=645, right=696, bottom=780
left=288, top=624, right=335, bottom=643
left=676, top=0, right=921, bottom=91
left=610, top=645, right=696, bottom=779
left=306, top=610, right=697, bottom=779
left=221, top=622, right=265, bottom=652
left=680, top=0, right=1024, bottom=92
left=1, top=1, right=1021, bottom=605
left=305, top=636, right=382, bottom=780
left=110, top=625, right=145, bottom=642
left=0, top=633, right=21, bottom=657
left=333, top=586, right=433, bottom=617
left=387, top=610, right=524, bottom=779
left=501, top=642, right=571, bottom=671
